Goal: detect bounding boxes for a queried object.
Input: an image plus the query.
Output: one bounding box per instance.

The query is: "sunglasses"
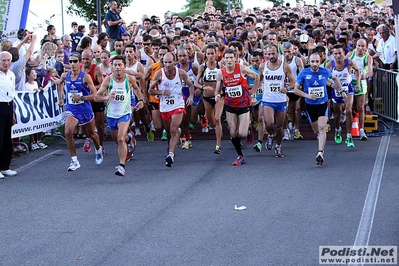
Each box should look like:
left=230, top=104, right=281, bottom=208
left=340, top=28, right=347, bottom=31
left=69, top=59, right=79, bottom=63
left=134, top=42, right=143, bottom=45
left=143, top=42, right=151, bottom=46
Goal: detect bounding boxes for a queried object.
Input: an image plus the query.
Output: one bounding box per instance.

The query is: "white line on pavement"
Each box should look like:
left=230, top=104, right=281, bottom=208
left=352, top=133, right=391, bottom=260
left=15, top=149, right=64, bottom=173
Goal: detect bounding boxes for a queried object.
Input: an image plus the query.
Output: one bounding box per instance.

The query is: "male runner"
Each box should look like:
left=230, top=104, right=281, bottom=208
left=149, top=52, right=194, bottom=167
left=58, top=52, right=103, bottom=171
left=347, top=38, right=373, bottom=140
left=259, top=44, right=295, bottom=158
left=326, top=45, right=361, bottom=147
left=95, top=56, right=145, bottom=176
left=81, top=50, right=104, bottom=154
left=215, top=48, right=260, bottom=165
left=294, top=53, right=342, bottom=165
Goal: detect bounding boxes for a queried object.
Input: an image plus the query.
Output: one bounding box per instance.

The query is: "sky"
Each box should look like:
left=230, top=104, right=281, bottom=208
left=27, top=0, right=266, bottom=37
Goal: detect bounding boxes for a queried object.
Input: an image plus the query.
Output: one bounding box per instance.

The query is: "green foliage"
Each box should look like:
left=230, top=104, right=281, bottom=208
left=178, top=0, right=242, bottom=17
left=67, top=0, right=133, bottom=22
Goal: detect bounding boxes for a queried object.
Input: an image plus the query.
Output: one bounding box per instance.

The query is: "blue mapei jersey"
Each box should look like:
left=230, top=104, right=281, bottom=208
left=297, top=67, right=332, bottom=105
left=65, top=71, right=93, bottom=113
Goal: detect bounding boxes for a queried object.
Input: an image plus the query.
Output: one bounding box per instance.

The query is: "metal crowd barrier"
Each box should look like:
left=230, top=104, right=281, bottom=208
left=373, top=68, right=399, bottom=123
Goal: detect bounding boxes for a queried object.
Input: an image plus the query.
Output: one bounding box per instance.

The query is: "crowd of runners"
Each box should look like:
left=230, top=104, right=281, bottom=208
left=0, top=0, right=396, bottom=177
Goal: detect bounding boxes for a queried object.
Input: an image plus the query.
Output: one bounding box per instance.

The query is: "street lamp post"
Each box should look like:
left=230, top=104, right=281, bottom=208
left=61, top=0, right=64, bottom=35
left=97, top=0, right=102, bottom=31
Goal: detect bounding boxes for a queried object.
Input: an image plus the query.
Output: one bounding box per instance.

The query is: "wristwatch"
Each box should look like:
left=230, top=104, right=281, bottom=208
left=81, top=96, right=85, bottom=101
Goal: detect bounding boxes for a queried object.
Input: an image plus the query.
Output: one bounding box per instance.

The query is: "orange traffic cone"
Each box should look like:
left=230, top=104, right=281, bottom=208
left=351, top=112, right=360, bottom=137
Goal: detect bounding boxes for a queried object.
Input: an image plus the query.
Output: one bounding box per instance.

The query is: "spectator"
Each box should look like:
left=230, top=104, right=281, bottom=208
left=0, top=51, right=18, bottom=178
left=13, top=29, right=30, bottom=55
left=61, top=34, right=72, bottom=67
left=105, top=0, right=125, bottom=52
left=41, top=25, right=57, bottom=46
left=70, top=22, right=83, bottom=52
left=375, top=24, right=397, bottom=70
left=54, top=50, right=65, bottom=77
left=40, top=42, right=57, bottom=68
left=9, top=34, right=37, bottom=92
left=43, top=66, right=59, bottom=87
left=24, top=68, right=48, bottom=150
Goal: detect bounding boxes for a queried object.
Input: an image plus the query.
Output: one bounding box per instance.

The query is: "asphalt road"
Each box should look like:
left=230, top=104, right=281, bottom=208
left=1, top=129, right=398, bottom=266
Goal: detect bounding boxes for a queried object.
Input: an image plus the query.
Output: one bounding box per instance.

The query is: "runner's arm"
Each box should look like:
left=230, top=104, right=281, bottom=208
left=94, top=76, right=111, bottom=102
left=82, top=73, right=97, bottom=101
left=148, top=70, right=163, bottom=95
left=241, top=65, right=260, bottom=96
left=57, top=73, right=66, bottom=106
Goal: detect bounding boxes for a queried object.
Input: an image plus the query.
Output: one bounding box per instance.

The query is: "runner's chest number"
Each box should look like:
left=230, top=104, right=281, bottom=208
left=226, top=85, right=243, bottom=97
left=309, top=86, right=324, bottom=98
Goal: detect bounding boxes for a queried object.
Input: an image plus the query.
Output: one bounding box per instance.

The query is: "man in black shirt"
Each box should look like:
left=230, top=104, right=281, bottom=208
left=70, top=22, right=83, bottom=52
left=105, top=1, right=125, bottom=52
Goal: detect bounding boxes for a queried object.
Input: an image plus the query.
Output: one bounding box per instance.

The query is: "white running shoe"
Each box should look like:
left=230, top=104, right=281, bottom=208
left=115, top=165, right=125, bottom=176
left=360, top=128, right=368, bottom=141
left=95, top=147, right=103, bottom=166
left=150, top=120, right=156, bottom=131
left=37, top=141, right=48, bottom=149
left=283, top=129, right=291, bottom=141
left=67, top=160, right=81, bottom=171
left=1, top=169, right=17, bottom=176
left=31, top=142, right=40, bottom=150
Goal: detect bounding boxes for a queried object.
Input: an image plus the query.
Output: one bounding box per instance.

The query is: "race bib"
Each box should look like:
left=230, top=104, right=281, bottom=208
left=68, top=92, right=83, bottom=105
left=257, top=86, right=264, bottom=95
left=113, top=89, right=126, bottom=102
left=206, top=73, right=216, bottom=81
left=309, top=86, right=324, bottom=98
left=334, top=86, right=348, bottom=97
left=226, top=85, right=243, bottom=98
left=165, top=95, right=176, bottom=105
left=268, top=83, right=281, bottom=93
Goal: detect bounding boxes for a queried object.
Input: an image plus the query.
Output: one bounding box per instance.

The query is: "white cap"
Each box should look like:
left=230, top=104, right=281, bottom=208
left=255, top=23, right=263, bottom=29
left=175, top=22, right=184, bottom=30
left=300, top=34, right=309, bottom=43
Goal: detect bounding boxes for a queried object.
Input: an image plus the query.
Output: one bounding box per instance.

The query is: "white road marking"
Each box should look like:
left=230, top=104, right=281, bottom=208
left=15, top=149, right=64, bottom=173
left=351, top=134, right=391, bottom=265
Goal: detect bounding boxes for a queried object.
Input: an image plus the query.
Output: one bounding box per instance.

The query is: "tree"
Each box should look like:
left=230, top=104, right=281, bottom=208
left=178, top=0, right=242, bottom=18
left=67, top=0, right=133, bottom=22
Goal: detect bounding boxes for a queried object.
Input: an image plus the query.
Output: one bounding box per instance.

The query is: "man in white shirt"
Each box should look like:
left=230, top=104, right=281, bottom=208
left=375, top=24, right=397, bottom=70
left=12, top=29, right=30, bottom=56
left=0, top=51, right=18, bottom=178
